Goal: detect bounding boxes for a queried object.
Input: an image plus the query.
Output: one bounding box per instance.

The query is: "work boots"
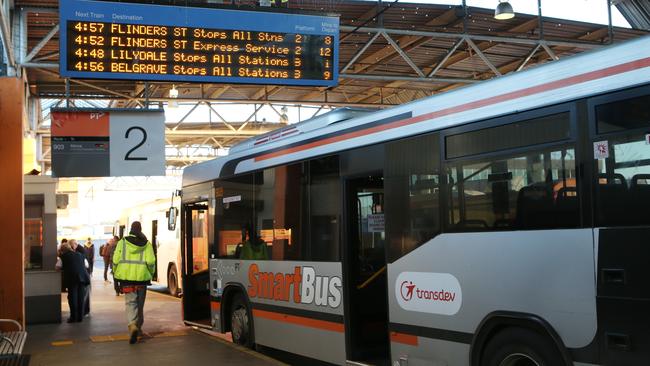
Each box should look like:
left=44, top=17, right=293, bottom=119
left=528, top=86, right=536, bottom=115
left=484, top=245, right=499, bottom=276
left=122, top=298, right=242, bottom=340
left=128, top=323, right=139, bottom=344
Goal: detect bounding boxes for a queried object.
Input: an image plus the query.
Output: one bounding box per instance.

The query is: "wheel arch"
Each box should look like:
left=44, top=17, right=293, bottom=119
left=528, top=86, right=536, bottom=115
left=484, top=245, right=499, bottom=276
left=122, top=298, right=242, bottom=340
left=470, top=311, right=572, bottom=366
left=220, top=282, right=255, bottom=344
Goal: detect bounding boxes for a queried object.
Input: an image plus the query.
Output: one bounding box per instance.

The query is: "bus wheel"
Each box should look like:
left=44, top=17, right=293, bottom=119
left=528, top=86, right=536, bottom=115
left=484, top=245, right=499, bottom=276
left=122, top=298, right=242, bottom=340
left=481, top=328, right=565, bottom=366
left=230, top=293, right=253, bottom=348
left=168, top=265, right=180, bottom=297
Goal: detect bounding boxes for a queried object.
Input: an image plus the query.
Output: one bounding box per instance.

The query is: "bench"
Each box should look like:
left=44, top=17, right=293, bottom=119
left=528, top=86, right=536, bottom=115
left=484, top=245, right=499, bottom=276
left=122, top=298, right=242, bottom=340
left=0, top=320, right=26, bottom=360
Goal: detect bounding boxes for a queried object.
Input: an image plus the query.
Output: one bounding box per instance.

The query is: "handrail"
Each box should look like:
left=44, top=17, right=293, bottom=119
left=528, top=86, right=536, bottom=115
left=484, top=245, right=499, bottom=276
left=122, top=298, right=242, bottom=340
left=356, top=265, right=387, bottom=290
left=0, top=319, right=22, bottom=332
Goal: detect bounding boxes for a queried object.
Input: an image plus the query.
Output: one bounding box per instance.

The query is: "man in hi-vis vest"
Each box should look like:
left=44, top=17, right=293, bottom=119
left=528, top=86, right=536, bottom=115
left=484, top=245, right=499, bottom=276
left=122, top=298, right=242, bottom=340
left=112, top=221, right=156, bottom=344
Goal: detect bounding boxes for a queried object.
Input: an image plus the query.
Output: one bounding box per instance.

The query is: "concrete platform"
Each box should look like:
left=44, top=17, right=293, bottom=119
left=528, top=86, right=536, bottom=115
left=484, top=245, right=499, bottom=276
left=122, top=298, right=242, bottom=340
left=24, top=266, right=284, bottom=366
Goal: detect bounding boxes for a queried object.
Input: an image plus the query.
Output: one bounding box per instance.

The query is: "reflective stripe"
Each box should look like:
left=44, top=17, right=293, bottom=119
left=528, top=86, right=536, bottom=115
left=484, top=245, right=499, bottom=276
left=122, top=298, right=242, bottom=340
left=120, top=238, right=146, bottom=264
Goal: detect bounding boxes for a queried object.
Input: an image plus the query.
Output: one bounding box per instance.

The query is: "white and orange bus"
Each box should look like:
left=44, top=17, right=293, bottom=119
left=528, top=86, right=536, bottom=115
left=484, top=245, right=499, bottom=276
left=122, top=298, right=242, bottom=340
left=180, top=35, right=650, bottom=365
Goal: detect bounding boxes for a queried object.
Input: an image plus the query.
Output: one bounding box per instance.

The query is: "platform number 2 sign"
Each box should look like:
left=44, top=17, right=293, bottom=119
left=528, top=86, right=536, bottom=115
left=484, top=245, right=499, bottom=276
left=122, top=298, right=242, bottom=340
left=124, top=126, right=148, bottom=161
left=110, top=111, right=165, bottom=176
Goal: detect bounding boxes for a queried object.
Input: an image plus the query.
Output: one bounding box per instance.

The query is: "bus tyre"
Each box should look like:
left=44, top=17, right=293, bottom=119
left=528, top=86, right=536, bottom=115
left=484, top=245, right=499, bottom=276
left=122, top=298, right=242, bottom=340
left=230, top=293, right=253, bottom=348
left=168, top=265, right=180, bottom=297
left=481, top=328, right=565, bottom=366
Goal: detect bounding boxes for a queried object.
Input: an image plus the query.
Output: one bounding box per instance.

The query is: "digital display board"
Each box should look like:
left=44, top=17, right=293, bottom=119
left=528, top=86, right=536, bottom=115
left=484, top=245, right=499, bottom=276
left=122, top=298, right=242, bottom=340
left=60, top=0, right=339, bottom=86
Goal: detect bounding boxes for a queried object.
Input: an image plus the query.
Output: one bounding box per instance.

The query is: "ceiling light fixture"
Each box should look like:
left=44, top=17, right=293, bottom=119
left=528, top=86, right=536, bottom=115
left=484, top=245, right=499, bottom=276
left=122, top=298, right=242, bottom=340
left=494, top=0, right=515, bottom=20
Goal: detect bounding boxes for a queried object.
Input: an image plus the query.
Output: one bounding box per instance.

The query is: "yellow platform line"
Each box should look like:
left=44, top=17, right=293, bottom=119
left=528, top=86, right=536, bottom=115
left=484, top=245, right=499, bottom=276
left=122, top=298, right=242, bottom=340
left=89, top=330, right=189, bottom=343
left=51, top=340, right=74, bottom=346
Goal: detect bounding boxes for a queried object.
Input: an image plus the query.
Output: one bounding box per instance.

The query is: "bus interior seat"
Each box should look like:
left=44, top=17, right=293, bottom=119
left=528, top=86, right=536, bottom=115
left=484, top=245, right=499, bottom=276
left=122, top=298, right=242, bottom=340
left=595, top=174, right=628, bottom=226
left=629, top=174, right=650, bottom=225
left=515, top=185, right=554, bottom=229
left=555, top=186, right=579, bottom=228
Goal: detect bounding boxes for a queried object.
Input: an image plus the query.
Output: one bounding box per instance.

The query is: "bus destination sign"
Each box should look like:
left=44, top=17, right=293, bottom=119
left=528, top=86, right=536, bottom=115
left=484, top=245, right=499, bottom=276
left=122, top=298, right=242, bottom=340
left=60, top=0, right=339, bottom=87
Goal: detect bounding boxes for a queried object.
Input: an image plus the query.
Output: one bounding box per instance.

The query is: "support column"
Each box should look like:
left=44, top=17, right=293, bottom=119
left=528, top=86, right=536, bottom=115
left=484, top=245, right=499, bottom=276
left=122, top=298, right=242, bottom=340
left=0, top=77, right=25, bottom=328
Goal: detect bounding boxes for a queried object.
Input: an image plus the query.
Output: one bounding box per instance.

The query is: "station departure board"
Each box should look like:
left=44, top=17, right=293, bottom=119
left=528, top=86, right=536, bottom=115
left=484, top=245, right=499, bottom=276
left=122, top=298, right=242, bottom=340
left=60, top=0, right=339, bottom=87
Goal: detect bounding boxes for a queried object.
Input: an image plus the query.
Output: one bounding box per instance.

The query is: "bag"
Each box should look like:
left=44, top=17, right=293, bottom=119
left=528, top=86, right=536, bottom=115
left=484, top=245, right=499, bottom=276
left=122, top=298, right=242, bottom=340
left=99, top=244, right=106, bottom=257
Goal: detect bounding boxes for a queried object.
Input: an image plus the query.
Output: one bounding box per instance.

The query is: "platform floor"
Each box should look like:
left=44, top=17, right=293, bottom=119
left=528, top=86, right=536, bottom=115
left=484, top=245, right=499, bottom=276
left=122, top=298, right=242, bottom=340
left=24, top=266, right=284, bottom=366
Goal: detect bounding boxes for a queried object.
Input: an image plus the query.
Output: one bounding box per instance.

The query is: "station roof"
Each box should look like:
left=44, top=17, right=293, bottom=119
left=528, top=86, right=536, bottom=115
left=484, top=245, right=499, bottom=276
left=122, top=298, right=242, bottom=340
left=16, top=0, right=649, bottom=107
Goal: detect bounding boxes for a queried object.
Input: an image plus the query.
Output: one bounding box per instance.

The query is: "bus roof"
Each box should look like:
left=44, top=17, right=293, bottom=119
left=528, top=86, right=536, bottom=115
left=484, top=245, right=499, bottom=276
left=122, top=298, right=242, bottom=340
left=183, top=34, right=650, bottom=188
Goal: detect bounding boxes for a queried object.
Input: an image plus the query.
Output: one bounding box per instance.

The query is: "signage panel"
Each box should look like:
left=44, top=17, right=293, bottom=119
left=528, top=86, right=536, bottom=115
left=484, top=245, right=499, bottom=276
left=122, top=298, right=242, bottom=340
left=59, top=0, right=339, bottom=86
left=51, top=109, right=165, bottom=177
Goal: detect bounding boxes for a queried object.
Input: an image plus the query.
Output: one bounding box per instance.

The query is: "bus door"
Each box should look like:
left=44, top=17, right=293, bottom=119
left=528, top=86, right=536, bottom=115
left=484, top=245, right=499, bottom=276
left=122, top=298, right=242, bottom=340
left=151, top=219, right=158, bottom=281
left=344, top=174, right=390, bottom=363
left=181, top=201, right=211, bottom=327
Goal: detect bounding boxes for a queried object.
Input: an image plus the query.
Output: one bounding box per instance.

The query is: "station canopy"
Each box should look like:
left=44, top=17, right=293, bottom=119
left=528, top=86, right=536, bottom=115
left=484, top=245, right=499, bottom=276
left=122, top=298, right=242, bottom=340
left=20, top=0, right=648, bottom=107
left=14, top=0, right=649, bottom=172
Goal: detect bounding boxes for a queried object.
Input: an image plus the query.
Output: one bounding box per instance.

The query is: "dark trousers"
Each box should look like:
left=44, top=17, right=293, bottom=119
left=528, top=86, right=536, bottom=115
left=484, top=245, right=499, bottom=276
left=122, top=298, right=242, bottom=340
left=103, top=260, right=111, bottom=281
left=67, top=283, right=88, bottom=322
left=84, top=283, right=91, bottom=315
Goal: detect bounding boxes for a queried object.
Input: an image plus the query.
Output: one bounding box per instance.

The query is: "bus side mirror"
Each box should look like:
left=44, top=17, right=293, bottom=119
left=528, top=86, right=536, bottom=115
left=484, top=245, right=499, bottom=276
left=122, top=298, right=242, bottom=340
left=167, top=207, right=178, bottom=231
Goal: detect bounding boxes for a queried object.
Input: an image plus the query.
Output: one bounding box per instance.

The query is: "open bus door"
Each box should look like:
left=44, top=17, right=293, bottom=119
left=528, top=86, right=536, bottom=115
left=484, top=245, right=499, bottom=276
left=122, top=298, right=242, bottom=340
left=181, top=201, right=211, bottom=327
left=344, top=174, right=390, bottom=364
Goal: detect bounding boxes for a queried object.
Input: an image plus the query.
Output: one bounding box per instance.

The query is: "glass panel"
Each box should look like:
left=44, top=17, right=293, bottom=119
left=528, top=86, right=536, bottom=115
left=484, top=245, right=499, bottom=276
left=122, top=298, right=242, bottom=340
left=596, top=94, right=650, bottom=134
left=191, top=209, right=209, bottom=273
left=24, top=219, right=43, bottom=270
left=309, top=156, right=340, bottom=261
left=447, top=146, right=578, bottom=231
left=446, top=113, right=571, bottom=159
left=385, top=133, right=440, bottom=262
left=594, top=133, right=650, bottom=226
left=217, top=174, right=256, bottom=259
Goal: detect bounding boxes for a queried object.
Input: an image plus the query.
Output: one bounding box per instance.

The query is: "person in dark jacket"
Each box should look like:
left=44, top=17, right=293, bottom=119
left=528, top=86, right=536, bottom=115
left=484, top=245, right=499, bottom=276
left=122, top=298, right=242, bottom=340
left=71, top=239, right=91, bottom=317
left=57, top=242, right=90, bottom=323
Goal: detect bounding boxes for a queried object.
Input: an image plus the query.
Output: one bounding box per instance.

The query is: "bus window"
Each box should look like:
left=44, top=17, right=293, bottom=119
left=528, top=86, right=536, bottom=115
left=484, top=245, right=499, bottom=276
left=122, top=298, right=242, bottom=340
left=308, top=156, right=340, bottom=262
left=594, top=134, right=650, bottom=226
left=596, top=93, right=650, bottom=133
left=191, top=209, right=208, bottom=274
left=385, top=133, right=440, bottom=262
left=218, top=174, right=254, bottom=259
left=255, top=164, right=305, bottom=261
left=446, top=147, right=578, bottom=231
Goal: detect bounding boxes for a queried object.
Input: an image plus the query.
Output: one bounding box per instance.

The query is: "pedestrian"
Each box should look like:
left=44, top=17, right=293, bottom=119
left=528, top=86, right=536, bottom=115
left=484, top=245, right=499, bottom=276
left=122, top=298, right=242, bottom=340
left=113, top=221, right=156, bottom=344
left=84, top=237, right=95, bottom=275
left=100, top=238, right=112, bottom=282
left=58, top=238, right=68, bottom=292
left=108, top=235, right=121, bottom=295
left=56, top=241, right=90, bottom=323
left=71, top=239, right=92, bottom=317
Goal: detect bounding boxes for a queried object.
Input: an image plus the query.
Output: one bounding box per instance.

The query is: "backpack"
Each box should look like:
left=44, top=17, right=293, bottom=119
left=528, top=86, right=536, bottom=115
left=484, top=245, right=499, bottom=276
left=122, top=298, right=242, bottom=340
left=99, top=244, right=106, bottom=257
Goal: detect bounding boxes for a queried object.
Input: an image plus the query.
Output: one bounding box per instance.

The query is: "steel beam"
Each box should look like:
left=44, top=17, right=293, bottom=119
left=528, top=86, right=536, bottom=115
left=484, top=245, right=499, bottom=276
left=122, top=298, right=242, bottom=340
left=341, top=73, right=479, bottom=84
left=382, top=32, right=425, bottom=77
left=24, top=24, right=59, bottom=63
left=339, top=26, right=602, bottom=49
left=465, top=38, right=501, bottom=76
left=341, top=31, right=381, bottom=73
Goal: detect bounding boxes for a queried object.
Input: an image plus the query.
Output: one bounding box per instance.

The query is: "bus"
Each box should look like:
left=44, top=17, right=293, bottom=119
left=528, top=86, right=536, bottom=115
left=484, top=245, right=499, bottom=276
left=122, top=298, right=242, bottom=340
left=118, top=199, right=182, bottom=296
left=179, top=35, right=650, bottom=366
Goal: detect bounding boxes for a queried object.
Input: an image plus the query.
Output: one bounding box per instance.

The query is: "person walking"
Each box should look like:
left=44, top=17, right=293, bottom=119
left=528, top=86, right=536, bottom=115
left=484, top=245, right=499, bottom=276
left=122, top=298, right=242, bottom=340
left=56, top=242, right=90, bottom=323
left=108, top=235, right=121, bottom=295
left=112, top=222, right=156, bottom=344
left=84, top=238, right=95, bottom=275
left=101, top=238, right=113, bottom=282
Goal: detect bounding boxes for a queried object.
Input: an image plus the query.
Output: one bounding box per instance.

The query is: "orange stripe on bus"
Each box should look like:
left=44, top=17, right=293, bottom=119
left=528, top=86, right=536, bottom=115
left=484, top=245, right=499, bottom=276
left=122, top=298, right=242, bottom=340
left=254, top=57, right=650, bottom=163
left=252, top=309, right=344, bottom=333
left=211, top=301, right=221, bottom=311
left=390, top=331, right=419, bottom=346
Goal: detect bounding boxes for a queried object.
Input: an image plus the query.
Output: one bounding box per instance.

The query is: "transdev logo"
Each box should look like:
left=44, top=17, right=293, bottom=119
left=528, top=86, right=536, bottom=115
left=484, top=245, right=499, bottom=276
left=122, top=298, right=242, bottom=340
left=395, top=272, right=462, bottom=315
